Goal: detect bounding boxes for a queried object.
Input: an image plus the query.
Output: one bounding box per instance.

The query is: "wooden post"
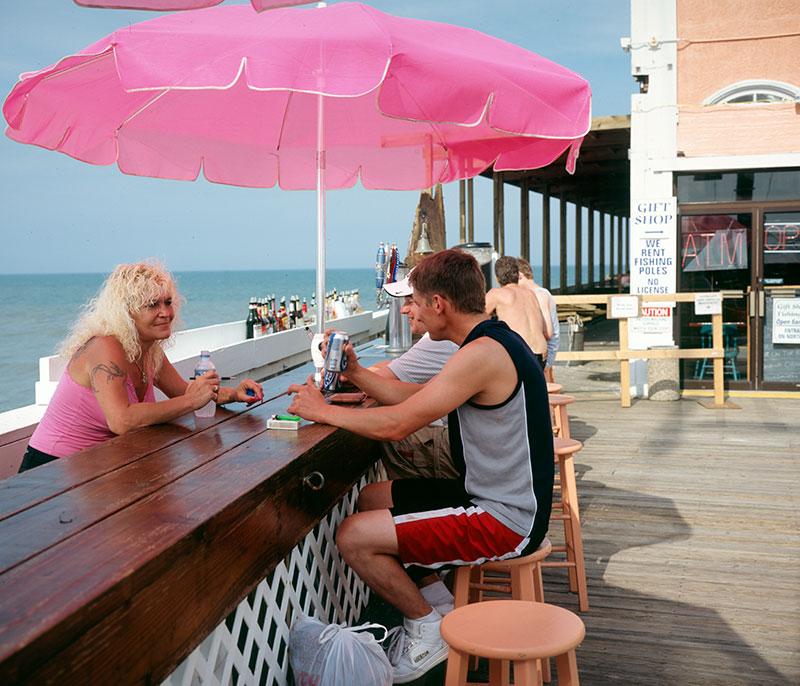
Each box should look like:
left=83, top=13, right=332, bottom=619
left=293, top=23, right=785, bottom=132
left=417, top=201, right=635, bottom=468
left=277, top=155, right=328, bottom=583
left=574, top=200, right=582, bottom=290
left=587, top=204, right=595, bottom=287
left=467, top=178, right=475, bottom=242
left=458, top=179, right=466, bottom=244
left=542, top=185, right=551, bottom=289
left=620, top=318, right=631, bottom=408
left=609, top=214, right=616, bottom=284
left=493, top=173, right=505, bottom=255
left=520, top=178, right=530, bottom=263
left=493, top=173, right=500, bottom=251
left=712, top=311, right=724, bottom=407
left=617, top=214, right=624, bottom=277
left=599, top=212, right=606, bottom=285
left=623, top=216, right=629, bottom=272
left=498, top=175, right=505, bottom=256
left=559, top=196, right=568, bottom=293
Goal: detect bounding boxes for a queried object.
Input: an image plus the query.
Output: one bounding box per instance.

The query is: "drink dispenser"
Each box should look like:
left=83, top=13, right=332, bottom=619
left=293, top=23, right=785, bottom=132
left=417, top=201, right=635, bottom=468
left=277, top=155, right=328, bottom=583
left=386, top=265, right=412, bottom=354
left=453, top=242, right=495, bottom=292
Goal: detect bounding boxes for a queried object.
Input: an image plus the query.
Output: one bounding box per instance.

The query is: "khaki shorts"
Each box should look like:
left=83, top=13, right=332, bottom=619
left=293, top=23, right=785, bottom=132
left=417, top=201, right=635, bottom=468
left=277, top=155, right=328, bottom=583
left=381, top=425, right=458, bottom=480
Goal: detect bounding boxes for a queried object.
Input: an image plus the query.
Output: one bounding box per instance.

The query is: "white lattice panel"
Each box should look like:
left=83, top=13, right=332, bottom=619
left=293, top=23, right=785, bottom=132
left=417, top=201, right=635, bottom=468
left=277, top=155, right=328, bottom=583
left=164, top=462, right=385, bottom=686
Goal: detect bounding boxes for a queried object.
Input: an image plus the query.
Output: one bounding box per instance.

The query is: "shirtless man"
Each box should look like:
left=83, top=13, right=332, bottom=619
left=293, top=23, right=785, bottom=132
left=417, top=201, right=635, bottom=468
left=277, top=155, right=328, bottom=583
left=517, top=257, right=560, bottom=381
left=485, top=256, right=549, bottom=367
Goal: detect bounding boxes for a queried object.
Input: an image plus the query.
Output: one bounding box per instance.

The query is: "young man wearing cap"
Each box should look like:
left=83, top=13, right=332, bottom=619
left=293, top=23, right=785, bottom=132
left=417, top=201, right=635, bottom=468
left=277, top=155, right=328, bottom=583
left=485, top=256, right=550, bottom=368
left=288, top=249, right=553, bottom=684
left=375, top=273, right=459, bottom=480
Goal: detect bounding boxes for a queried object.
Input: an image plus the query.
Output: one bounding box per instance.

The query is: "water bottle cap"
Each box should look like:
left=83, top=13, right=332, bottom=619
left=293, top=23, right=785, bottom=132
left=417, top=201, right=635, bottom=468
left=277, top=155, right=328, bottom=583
left=200, top=350, right=210, bottom=357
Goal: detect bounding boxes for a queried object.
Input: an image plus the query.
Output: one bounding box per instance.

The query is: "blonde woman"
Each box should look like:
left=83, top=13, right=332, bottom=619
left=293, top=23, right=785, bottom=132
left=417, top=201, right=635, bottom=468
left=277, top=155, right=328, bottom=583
left=20, top=261, right=263, bottom=472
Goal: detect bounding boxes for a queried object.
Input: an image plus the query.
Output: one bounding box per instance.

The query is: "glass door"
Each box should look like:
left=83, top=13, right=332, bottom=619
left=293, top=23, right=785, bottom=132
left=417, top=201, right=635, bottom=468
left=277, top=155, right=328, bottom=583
left=678, top=213, right=752, bottom=388
left=759, top=211, right=800, bottom=390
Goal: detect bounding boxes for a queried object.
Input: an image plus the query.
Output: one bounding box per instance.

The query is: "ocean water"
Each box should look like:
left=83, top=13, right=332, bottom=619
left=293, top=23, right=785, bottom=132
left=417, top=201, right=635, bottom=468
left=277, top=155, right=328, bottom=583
left=0, top=269, right=377, bottom=413
left=0, top=265, right=576, bottom=414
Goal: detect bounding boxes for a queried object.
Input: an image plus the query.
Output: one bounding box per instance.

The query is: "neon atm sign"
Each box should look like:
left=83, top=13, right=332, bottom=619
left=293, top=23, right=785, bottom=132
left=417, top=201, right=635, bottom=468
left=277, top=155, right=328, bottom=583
left=681, top=228, right=748, bottom=272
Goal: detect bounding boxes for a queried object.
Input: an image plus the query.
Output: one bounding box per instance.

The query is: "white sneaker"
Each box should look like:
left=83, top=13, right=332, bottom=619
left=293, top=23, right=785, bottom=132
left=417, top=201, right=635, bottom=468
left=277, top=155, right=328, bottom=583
left=387, top=618, right=449, bottom=684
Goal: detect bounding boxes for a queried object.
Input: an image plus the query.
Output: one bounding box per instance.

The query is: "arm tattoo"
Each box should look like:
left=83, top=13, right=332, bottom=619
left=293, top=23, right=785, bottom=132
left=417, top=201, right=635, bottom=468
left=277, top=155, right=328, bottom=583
left=90, top=361, right=126, bottom=394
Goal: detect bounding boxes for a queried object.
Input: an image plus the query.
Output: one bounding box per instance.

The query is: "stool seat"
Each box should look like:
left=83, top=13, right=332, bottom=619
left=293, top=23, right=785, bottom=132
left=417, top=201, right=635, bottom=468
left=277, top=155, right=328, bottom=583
left=442, top=600, right=585, bottom=660
left=482, top=538, right=552, bottom=571
left=546, top=382, right=563, bottom=394
left=553, top=436, right=582, bottom=455
left=547, top=393, right=575, bottom=407
left=548, top=394, right=575, bottom=439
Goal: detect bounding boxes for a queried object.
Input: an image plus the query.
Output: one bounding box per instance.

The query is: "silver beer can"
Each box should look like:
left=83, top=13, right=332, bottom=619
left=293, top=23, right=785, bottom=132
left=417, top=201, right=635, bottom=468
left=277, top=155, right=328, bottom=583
left=322, top=331, right=349, bottom=392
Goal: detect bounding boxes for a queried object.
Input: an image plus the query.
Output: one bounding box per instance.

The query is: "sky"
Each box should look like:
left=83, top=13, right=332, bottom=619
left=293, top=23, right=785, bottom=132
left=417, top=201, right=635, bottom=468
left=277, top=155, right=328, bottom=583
left=0, top=0, right=634, bottom=274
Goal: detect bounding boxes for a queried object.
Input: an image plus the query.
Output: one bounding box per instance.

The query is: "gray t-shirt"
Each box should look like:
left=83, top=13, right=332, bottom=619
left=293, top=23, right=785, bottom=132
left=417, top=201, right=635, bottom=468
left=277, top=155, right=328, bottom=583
left=388, top=333, right=459, bottom=383
left=388, top=334, right=458, bottom=427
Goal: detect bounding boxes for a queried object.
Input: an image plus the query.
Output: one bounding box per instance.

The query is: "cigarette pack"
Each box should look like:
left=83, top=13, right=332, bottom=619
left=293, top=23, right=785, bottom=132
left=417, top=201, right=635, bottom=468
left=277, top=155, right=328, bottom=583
left=267, top=415, right=301, bottom=431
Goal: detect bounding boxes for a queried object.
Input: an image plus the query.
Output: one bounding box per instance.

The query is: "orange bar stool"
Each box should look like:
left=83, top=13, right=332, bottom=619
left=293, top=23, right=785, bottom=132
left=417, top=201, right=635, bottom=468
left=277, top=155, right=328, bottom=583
left=452, top=539, right=552, bottom=608
left=441, top=600, right=585, bottom=686
left=546, top=382, right=563, bottom=394
left=544, top=436, right=589, bottom=612
left=548, top=393, right=575, bottom=438
left=451, top=539, right=553, bottom=680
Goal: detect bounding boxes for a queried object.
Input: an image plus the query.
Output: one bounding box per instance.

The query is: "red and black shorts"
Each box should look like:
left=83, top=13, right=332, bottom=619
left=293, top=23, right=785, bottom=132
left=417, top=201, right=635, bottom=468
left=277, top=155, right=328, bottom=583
left=390, top=478, right=531, bottom=569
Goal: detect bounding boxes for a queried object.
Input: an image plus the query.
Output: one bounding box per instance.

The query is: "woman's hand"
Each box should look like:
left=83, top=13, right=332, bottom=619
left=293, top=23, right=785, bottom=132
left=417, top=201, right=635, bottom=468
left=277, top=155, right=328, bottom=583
left=230, top=379, right=263, bottom=404
left=184, top=371, right=220, bottom=409
left=287, top=376, right=329, bottom=423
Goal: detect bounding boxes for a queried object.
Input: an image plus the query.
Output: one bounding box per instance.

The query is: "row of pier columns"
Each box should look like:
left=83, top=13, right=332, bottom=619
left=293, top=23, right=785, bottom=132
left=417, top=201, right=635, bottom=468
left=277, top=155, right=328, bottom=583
left=458, top=174, right=630, bottom=293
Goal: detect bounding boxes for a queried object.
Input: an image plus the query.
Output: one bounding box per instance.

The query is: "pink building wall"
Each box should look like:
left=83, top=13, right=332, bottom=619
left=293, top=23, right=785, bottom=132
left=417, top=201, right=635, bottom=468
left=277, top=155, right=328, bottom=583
left=676, top=0, right=800, bottom=158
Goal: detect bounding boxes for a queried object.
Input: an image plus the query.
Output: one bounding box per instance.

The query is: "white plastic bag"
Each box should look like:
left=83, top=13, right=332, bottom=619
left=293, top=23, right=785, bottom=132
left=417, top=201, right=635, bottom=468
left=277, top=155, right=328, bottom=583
left=289, top=616, right=392, bottom=686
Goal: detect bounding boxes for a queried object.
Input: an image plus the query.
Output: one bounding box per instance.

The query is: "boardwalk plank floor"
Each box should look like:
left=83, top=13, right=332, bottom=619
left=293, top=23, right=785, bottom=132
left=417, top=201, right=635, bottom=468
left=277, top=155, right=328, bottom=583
left=542, top=396, right=800, bottom=685
left=364, top=394, right=799, bottom=686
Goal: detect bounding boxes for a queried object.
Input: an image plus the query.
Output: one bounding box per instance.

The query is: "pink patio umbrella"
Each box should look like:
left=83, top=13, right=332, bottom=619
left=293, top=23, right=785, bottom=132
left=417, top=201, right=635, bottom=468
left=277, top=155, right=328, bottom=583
left=74, top=0, right=310, bottom=11
left=4, top=2, right=591, bottom=333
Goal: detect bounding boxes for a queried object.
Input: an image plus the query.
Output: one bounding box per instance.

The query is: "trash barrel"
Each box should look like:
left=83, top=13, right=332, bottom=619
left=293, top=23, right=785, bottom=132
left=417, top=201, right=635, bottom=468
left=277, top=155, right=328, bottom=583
left=562, top=315, right=584, bottom=366
left=647, top=346, right=680, bottom=401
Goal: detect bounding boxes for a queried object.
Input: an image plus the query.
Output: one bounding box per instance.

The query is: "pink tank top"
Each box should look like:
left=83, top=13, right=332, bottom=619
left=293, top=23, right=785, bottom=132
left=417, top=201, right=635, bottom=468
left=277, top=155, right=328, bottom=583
left=30, top=369, right=156, bottom=458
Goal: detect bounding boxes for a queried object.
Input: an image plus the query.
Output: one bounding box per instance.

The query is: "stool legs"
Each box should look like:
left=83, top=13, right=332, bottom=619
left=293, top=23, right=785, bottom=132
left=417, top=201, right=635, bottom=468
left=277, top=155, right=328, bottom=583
left=552, top=404, right=571, bottom=439
left=555, top=650, right=580, bottom=686
left=453, top=566, right=472, bottom=608
left=445, top=648, right=470, bottom=686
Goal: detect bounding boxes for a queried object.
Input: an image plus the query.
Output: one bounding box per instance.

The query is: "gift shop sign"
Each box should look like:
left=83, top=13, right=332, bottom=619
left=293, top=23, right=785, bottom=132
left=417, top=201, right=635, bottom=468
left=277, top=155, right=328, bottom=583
left=629, top=198, right=677, bottom=348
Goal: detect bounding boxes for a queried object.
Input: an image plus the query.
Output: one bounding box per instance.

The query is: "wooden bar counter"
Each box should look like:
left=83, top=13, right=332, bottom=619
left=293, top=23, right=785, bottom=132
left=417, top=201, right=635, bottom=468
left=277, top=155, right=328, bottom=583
left=0, top=366, right=381, bottom=684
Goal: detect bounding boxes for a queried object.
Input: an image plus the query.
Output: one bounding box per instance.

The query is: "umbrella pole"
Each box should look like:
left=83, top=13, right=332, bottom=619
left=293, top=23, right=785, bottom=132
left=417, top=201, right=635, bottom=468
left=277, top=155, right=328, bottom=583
left=310, top=91, right=327, bottom=386
left=315, top=92, right=326, bottom=336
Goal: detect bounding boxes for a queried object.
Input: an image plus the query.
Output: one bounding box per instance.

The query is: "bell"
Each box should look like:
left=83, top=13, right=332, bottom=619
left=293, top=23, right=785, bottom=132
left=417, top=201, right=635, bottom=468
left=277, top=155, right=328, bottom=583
left=415, top=222, right=433, bottom=254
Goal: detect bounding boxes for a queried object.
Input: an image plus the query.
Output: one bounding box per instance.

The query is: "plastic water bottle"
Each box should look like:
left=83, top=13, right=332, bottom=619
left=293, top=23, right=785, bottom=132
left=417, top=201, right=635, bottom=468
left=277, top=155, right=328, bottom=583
left=193, top=350, right=216, bottom=418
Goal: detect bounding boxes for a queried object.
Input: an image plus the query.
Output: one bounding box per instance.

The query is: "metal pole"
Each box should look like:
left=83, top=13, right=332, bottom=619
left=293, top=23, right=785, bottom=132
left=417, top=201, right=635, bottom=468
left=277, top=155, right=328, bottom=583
left=316, top=92, right=326, bottom=334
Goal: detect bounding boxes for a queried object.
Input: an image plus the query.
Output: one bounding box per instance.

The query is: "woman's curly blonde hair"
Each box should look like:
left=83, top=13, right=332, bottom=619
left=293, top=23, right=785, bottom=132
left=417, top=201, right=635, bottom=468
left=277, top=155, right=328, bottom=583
left=60, top=260, right=182, bottom=373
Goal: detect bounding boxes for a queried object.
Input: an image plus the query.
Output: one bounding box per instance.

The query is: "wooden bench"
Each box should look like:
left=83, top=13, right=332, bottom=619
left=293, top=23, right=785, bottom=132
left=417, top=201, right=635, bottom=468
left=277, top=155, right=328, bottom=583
left=0, top=365, right=381, bottom=684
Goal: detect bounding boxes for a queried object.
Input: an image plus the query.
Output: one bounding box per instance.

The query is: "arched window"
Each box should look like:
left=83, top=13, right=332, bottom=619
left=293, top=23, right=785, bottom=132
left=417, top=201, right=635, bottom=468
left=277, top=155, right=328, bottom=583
left=705, top=80, right=800, bottom=105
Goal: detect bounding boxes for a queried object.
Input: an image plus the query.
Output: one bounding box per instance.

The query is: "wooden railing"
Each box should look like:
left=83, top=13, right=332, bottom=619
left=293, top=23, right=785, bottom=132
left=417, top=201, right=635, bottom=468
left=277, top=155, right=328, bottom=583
left=554, top=292, right=733, bottom=408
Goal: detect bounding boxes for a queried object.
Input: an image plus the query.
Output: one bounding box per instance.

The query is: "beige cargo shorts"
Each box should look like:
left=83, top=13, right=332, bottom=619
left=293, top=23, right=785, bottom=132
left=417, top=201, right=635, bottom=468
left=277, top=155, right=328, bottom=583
left=381, top=424, right=459, bottom=480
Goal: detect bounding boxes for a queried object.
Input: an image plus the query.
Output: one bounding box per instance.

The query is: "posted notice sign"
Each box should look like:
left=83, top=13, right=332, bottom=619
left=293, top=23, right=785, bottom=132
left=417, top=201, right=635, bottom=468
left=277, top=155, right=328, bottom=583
left=773, top=298, right=800, bottom=344
left=629, top=198, right=677, bottom=348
